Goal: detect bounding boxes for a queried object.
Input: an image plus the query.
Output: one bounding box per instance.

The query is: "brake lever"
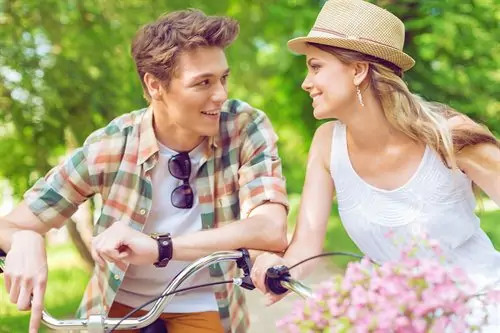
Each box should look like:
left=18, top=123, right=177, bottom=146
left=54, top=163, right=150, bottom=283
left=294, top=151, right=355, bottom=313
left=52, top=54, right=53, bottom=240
left=235, top=248, right=255, bottom=290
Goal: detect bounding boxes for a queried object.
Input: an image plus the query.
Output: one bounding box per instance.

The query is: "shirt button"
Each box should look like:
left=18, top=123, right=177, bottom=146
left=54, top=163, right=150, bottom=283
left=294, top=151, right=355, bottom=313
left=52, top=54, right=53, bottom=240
left=139, top=208, right=147, bottom=215
left=114, top=274, right=120, bottom=280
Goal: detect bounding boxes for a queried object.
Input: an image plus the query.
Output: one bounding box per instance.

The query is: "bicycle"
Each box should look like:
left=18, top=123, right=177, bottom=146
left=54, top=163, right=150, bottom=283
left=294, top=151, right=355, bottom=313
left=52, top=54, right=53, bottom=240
left=0, top=248, right=362, bottom=333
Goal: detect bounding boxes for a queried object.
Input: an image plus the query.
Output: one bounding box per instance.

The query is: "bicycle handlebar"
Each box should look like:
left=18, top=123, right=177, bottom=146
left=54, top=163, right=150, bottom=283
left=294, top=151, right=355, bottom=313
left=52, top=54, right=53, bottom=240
left=0, top=249, right=367, bottom=332
left=0, top=250, right=253, bottom=332
left=0, top=249, right=315, bottom=332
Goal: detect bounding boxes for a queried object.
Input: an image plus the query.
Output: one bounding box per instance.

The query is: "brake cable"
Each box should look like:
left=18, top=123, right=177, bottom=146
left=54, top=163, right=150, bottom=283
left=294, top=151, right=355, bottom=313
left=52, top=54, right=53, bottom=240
left=107, top=250, right=363, bottom=332
left=108, top=249, right=255, bottom=332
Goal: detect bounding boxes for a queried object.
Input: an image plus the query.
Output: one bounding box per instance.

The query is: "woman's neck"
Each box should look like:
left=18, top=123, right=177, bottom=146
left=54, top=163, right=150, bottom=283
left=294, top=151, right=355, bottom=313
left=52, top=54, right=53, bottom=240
left=341, top=90, right=411, bottom=152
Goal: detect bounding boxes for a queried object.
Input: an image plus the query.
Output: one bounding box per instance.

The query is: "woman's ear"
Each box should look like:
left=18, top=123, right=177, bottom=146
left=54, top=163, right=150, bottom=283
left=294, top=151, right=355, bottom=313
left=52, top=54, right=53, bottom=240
left=352, top=62, right=369, bottom=86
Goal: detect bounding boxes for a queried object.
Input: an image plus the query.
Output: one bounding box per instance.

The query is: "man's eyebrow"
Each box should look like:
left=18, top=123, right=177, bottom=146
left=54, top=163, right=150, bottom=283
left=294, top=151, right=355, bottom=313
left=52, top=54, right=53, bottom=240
left=191, top=68, right=231, bottom=81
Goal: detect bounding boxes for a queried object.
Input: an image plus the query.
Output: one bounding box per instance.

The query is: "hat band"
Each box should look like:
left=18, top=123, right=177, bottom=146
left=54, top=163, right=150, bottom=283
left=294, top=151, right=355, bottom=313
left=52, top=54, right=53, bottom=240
left=311, top=27, right=402, bottom=51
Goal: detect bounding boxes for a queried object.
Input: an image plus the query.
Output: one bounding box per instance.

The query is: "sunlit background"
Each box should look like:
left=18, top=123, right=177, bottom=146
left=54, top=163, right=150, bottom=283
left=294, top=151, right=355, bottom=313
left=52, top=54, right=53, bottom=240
left=1, top=0, right=499, bottom=332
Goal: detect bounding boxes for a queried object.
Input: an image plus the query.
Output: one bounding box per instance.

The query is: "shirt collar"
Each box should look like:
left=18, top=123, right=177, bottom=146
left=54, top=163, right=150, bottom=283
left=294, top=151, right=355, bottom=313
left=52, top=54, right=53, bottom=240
left=137, top=106, right=221, bottom=166
left=137, top=107, right=159, bottom=166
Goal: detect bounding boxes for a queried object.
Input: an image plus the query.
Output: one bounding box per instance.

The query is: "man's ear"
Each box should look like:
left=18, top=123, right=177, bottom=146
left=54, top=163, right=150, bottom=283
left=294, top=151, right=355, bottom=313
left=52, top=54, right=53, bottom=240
left=144, top=73, right=164, bottom=100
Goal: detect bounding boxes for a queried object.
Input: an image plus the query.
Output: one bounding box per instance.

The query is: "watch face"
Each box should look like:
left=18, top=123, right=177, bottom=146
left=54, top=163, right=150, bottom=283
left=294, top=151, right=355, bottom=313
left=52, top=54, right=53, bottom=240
left=150, top=232, right=170, bottom=239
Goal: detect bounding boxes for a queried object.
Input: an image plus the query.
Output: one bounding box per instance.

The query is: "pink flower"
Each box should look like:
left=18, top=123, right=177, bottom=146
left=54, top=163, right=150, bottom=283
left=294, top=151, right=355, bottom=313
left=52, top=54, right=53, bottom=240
left=430, top=317, right=451, bottom=332
left=411, top=318, right=428, bottom=332
left=487, top=289, right=500, bottom=302
left=394, top=316, right=410, bottom=328
left=277, top=234, right=499, bottom=333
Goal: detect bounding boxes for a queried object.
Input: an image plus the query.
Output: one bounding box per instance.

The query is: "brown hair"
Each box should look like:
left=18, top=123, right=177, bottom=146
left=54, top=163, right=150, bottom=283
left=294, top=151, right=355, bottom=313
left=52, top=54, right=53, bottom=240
left=310, top=43, right=499, bottom=170
left=131, top=9, right=239, bottom=102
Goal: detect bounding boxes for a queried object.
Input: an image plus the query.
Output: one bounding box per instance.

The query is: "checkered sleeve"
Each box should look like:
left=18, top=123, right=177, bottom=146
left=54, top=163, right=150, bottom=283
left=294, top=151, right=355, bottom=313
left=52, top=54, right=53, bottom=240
left=237, top=107, right=289, bottom=218
left=23, top=143, right=98, bottom=229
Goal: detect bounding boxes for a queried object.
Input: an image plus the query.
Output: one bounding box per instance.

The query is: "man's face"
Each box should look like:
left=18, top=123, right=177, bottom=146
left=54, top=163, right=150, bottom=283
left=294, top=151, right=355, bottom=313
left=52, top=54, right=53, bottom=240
left=159, top=46, right=230, bottom=137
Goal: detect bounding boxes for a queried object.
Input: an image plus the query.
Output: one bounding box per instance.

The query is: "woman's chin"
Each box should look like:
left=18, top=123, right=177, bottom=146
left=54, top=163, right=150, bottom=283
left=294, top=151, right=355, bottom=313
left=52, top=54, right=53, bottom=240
left=313, top=107, right=329, bottom=120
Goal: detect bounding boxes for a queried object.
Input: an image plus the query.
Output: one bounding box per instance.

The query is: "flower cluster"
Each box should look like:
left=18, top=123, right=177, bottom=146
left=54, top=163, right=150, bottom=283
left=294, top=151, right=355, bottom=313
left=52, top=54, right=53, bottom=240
left=277, top=237, right=500, bottom=332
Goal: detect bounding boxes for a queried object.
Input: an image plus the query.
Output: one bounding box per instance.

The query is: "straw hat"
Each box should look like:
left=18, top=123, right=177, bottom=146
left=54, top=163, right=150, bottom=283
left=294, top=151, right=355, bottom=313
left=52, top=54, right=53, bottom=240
left=288, top=0, right=415, bottom=71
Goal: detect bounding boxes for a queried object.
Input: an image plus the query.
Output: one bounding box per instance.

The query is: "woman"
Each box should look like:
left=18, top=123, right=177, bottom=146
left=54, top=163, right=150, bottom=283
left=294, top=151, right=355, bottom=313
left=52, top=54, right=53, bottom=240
left=251, top=0, right=500, bottom=323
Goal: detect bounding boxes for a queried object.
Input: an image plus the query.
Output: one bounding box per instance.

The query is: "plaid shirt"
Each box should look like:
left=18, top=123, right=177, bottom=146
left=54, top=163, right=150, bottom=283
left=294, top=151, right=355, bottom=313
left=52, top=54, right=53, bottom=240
left=24, top=99, right=288, bottom=333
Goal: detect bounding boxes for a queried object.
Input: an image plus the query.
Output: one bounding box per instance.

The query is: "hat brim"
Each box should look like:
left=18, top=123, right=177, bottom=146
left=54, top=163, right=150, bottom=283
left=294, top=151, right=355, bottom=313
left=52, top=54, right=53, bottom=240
left=287, top=36, right=415, bottom=71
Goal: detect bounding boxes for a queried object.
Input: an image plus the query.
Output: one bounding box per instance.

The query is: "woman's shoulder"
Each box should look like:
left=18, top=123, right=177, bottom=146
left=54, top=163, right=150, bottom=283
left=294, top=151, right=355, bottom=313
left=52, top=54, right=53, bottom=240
left=313, top=121, right=337, bottom=140
left=311, top=121, right=338, bottom=168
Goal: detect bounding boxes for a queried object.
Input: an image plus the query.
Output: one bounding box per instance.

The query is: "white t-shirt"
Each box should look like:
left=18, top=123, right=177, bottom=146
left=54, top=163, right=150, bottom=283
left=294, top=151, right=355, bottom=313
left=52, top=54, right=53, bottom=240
left=114, top=140, right=218, bottom=313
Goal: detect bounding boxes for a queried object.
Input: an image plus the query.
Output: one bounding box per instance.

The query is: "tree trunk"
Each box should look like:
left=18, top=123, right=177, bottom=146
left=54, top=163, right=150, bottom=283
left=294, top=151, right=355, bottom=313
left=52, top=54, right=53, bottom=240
left=60, top=134, right=96, bottom=271
left=66, top=219, right=94, bottom=270
left=65, top=198, right=97, bottom=271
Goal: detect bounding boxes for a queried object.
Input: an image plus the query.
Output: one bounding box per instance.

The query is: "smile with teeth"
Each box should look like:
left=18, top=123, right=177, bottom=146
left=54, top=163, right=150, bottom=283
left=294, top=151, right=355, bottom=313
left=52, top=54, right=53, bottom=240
left=202, top=111, right=218, bottom=115
left=311, top=93, right=322, bottom=106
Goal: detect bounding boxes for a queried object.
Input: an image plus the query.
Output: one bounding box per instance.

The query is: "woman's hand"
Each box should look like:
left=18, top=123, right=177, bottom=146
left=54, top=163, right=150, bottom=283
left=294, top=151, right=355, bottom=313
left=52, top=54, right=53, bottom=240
left=251, top=252, right=292, bottom=306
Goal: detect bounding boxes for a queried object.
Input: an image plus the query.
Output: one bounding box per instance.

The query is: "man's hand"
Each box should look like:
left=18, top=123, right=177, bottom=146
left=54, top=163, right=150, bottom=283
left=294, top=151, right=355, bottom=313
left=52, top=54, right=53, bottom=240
left=91, top=221, right=157, bottom=267
left=4, top=230, right=48, bottom=333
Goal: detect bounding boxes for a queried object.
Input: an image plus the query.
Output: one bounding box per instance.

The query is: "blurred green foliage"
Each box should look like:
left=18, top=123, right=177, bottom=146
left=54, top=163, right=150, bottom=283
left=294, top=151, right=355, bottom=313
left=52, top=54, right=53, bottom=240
left=1, top=2, right=500, bottom=331
left=0, top=242, right=91, bottom=333
left=1, top=0, right=499, bottom=197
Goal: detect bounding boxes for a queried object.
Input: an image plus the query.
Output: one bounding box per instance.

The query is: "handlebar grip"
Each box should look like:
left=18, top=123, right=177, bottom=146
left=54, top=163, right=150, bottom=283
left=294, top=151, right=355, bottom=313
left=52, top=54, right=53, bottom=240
left=264, top=265, right=291, bottom=295
left=0, top=248, right=6, bottom=274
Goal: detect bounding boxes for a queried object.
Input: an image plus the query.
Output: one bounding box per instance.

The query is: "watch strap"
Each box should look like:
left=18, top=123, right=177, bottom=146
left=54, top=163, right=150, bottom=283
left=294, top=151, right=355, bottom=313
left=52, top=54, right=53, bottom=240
left=152, top=233, right=172, bottom=268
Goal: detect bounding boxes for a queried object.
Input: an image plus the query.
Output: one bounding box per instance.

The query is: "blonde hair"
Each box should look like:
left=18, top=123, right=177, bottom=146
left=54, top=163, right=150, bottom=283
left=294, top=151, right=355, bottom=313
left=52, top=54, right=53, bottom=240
left=311, top=43, right=499, bottom=171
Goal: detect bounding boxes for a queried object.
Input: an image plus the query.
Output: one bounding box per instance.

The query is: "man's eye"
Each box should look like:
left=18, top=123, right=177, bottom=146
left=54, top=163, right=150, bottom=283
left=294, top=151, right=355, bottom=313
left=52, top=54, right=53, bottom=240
left=199, top=79, right=210, bottom=86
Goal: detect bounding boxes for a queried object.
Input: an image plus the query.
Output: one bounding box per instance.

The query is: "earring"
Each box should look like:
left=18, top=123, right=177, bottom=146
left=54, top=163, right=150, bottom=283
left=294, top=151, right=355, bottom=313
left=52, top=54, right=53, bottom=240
left=356, top=85, right=365, bottom=107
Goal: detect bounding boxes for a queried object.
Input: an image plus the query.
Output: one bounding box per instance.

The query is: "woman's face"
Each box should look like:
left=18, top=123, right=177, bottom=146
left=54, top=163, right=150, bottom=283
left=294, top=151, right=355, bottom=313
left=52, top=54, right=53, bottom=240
left=301, top=46, right=359, bottom=120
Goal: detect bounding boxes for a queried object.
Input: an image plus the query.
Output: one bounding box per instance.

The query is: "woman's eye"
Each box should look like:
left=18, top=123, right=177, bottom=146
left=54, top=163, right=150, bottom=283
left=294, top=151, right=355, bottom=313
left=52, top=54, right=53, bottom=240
left=311, top=65, right=320, bottom=72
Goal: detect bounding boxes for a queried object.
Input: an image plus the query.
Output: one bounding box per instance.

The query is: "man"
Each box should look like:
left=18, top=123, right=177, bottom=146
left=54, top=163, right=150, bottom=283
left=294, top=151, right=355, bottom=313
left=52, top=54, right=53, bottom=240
left=0, top=9, right=288, bottom=333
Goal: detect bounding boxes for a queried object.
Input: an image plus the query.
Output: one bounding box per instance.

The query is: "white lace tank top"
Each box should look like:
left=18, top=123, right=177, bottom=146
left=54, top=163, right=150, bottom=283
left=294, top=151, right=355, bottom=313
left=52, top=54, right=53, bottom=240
left=330, top=121, right=500, bottom=292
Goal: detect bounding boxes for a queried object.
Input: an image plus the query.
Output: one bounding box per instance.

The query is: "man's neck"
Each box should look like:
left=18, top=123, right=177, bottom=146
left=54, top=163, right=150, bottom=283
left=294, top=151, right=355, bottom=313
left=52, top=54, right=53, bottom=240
left=151, top=105, right=205, bottom=152
left=154, top=124, right=205, bottom=153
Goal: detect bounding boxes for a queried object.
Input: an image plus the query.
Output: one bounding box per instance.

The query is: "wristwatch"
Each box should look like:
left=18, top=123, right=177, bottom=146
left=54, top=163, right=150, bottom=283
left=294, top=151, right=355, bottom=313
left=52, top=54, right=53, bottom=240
left=150, top=232, right=173, bottom=268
